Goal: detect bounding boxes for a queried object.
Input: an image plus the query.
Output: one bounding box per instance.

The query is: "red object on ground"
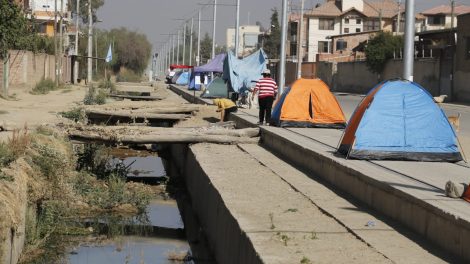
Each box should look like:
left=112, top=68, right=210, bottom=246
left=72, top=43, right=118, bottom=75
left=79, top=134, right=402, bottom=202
left=463, top=184, right=470, bottom=203
left=170, top=65, right=193, bottom=70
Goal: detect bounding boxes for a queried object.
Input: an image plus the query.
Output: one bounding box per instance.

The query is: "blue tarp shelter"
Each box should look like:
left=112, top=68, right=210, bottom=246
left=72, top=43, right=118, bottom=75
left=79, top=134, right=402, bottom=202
left=223, top=49, right=267, bottom=93
left=338, top=80, right=463, bottom=162
left=194, top=53, right=226, bottom=73
left=189, top=54, right=226, bottom=90
left=176, top=71, right=190, bottom=85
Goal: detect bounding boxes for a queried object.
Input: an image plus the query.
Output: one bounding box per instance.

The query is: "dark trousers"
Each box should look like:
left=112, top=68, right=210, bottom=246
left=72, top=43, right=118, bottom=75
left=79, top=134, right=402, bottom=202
left=224, top=106, right=238, bottom=122
left=258, top=96, right=274, bottom=123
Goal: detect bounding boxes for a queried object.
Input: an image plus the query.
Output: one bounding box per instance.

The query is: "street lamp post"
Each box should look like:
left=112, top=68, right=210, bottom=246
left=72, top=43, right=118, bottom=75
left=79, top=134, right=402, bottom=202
left=190, top=17, right=194, bottom=65
left=403, top=0, right=415, bottom=81
left=235, top=0, right=240, bottom=57
left=183, top=23, right=186, bottom=65
left=197, top=9, right=201, bottom=66
left=74, top=0, right=80, bottom=84
left=177, top=30, right=180, bottom=65
left=279, top=0, right=288, bottom=96
left=211, top=0, right=217, bottom=60
left=297, top=0, right=304, bottom=79
left=87, top=0, right=93, bottom=84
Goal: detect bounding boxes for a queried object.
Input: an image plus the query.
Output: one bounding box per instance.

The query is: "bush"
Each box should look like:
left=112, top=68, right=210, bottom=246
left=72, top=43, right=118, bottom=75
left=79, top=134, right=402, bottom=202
left=59, top=107, right=84, bottom=122
left=98, top=79, right=116, bottom=93
left=365, top=32, right=403, bottom=74
left=83, top=86, right=107, bottom=105
left=0, top=129, right=30, bottom=168
left=31, top=78, right=57, bottom=94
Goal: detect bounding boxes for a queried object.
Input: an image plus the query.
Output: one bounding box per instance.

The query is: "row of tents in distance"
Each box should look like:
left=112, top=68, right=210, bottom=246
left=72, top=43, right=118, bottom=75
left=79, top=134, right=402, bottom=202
left=165, top=49, right=464, bottom=163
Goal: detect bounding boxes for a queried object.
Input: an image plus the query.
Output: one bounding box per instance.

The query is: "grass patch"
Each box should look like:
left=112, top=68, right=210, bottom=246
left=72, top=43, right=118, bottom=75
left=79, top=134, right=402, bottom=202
left=0, top=129, right=30, bottom=169
left=59, top=107, right=84, bottom=122
left=31, top=78, right=58, bottom=95
left=98, top=79, right=116, bottom=93
left=61, top=89, right=72, bottom=94
left=83, top=86, right=107, bottom=105
left=116, top=69, right=142, bottom=82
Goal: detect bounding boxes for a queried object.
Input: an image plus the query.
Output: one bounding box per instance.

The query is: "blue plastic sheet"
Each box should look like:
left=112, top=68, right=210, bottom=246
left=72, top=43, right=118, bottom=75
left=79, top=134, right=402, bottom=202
left=223, top=49, right=267, bottom=93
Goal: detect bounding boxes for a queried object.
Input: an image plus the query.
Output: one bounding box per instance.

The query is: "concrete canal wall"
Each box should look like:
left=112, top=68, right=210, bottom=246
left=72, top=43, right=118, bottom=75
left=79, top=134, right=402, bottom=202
left=169, top=144, right=262, bottom=264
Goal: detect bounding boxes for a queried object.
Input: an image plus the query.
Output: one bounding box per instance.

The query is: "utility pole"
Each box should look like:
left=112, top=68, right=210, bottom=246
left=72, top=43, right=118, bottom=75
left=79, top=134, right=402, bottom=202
left=183, top=23, right=186, bottom=65
left=177, top=30, right=180, bottom=65
left=235, top=0, right=240, bottom=57
left=296, top=0, right=304, bottom=79
left=197, top=9, right=201, bottom=66
left=54, top=0, right=59, bottom=86
left=172, top=34, right=175, bottom=65
left=190, top=17, right=194, bottom=65
left=211, top=0, right=217, bottom=60
left=95, top=33, right=98, bottom=75
left=403, top=0, right=415, bottom=81
left=87, top=0, right=93, bottom=84
left=279, top=0, right=288, bottom=95
left=450, top=0, right=455, bottom=28
left=397, top=0, right=401, bottom=34
left=59, top=0, right=64, bottom=83
left=74, top=0, right=80, bottom=84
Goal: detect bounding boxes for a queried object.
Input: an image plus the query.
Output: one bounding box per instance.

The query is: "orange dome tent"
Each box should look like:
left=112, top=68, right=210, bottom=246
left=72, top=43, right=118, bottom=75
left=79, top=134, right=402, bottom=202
left=271, top=79, right=347, bottom=128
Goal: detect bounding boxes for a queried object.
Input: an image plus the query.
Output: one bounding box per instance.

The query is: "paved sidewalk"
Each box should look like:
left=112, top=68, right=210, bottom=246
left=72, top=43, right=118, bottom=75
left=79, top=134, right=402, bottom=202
left=165, top=84, right=470, bottom=260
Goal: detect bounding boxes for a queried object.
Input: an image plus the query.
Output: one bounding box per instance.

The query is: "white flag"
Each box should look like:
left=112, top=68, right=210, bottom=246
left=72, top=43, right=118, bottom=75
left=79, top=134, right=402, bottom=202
left=105, top=44, right=112, bottom=63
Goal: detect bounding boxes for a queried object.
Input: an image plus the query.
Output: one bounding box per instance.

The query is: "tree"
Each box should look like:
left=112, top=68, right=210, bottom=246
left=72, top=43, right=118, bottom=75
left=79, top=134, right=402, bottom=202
left=110, top=28, right=152, bottom=75
left=365, top=32, right=403, bottom=74
left=0, top=0, right=37, bottom=95
left=263, top=8, right=281, bottom=59
left=0, top=1, right=36, bottom=59
left=69, top=0, right=105, bottom=23
left=200, top=32, right=212, bottom=64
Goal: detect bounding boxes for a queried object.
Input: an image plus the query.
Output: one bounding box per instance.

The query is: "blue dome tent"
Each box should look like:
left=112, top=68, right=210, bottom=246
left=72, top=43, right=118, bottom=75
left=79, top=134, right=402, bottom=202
left=338, top=80, right=463, bottom=162
left=176, top=72, right=190, bottom=85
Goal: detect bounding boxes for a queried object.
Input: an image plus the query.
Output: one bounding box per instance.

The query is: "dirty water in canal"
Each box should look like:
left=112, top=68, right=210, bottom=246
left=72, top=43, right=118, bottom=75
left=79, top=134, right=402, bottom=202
left=33, top=145, right=214, bottom=264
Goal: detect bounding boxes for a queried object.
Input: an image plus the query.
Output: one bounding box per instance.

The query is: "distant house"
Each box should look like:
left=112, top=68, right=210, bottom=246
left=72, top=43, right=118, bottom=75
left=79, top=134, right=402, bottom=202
left=299, top=0, right=405, bottom=62
left=420, top=4, right=470, bottom=31
left=226, top=25, right=262, bottom=57
left=29, top=0, right=70, bottom=37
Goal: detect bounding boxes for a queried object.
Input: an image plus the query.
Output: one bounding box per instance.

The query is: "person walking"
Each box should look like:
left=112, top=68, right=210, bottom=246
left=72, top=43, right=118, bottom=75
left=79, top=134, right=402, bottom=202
left=213, top=98, right=238, bottom=122
left=253, top=69, right=278, bottom=125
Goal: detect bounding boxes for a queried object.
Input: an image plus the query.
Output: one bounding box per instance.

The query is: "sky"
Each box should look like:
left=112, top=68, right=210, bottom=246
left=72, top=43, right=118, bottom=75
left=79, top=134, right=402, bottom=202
left=96, top=0, right=470, bottom=53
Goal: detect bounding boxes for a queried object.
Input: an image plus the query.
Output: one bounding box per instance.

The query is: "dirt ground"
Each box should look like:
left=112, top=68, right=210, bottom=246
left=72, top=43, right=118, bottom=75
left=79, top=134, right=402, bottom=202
left=0, top=85, right=88, bottom=142
left=0, top=81, right=221, bottom=142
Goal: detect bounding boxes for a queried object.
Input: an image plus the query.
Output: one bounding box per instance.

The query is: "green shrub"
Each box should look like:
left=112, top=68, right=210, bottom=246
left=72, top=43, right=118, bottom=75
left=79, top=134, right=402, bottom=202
left=31, top=78, right=57, bottom=94
left=365, top=32, right=403, bottom=74
left=83, top=86, right=107, bottom=105
left=59, top=107, right=84, bottom=122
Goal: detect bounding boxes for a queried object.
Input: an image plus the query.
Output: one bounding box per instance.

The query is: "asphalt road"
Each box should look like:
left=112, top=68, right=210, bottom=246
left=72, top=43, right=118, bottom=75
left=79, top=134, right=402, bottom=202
left=334, top=93, right=470, bottom=159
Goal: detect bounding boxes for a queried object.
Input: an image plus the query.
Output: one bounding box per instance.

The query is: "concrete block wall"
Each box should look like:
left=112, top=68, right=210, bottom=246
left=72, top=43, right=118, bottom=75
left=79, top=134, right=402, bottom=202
left=317, top=59, right=441, bottom=95
left=0, top=50, right=71, bottom=91
left=169, top=144, right=262, bottom=264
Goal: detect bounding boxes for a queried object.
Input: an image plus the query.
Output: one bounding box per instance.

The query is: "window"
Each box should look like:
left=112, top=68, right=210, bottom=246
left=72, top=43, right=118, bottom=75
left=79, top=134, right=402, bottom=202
left=356, top=19, right=362, bottom=24
left=356, top=28, right=361, bottom=33
left=345, top=18, right=349, bottom=24
left=344, top=28, right=349, bottom=33
left=364, top=19, right=380, bottom=31
left=319, top=18, right=335, bottom=30
left=467, top=37, right=470, bottom=59
left=318, top=41, right=329, bottom=53
left=336, top=39, right=347, bottom=51
left=428, top=16, right=444, bottom=25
